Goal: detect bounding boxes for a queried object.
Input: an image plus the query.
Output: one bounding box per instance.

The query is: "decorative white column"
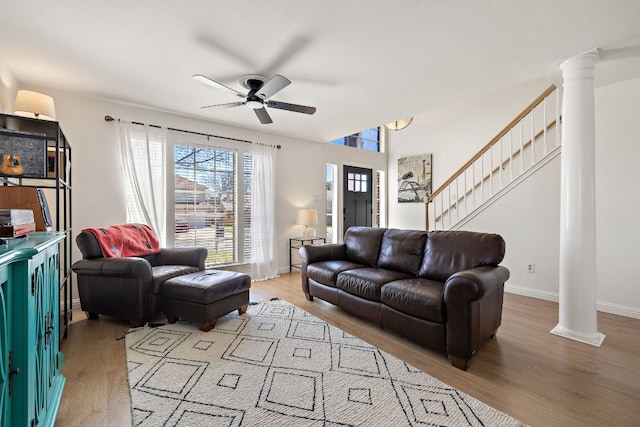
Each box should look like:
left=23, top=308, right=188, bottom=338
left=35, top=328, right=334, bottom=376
left=551, top=50, right=605, bottom=346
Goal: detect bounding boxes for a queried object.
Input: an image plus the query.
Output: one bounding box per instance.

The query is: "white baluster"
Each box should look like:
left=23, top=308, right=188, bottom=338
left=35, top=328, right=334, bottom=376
left=520, top=119, right=524, bottom=173
left=556, top=87, right=561, bottom=149
left=543, top=97, right=548, bottom=156
left=464, top=168, right=468, bottom=218
left=509, top=129, right=514, bottom=183
left=531, top=111, right=536, bottom=165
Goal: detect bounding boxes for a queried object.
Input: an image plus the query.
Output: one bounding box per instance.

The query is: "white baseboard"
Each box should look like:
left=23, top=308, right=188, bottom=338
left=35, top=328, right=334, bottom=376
left=595, top=301, right=640, bottom=320
left=505, top=284, right=640, bottom=320
left=505, top=284, right=559, bottom=302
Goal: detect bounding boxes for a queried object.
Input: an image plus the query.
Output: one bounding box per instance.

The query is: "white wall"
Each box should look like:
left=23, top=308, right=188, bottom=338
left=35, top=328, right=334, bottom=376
left=0, top=64, right=17, bottom=113
left=462, top=154, right=561, bottom=299
left=48, top=90, right=385, bottom=266
left=1, top=82, right=386, bottom=300
left=3, top=70, right=637, bottom=318
left=387, top=78, right=552, bottom=230
left=594, top=76, right=640, bottom=316
left=387, top=75, right=640, bottom=318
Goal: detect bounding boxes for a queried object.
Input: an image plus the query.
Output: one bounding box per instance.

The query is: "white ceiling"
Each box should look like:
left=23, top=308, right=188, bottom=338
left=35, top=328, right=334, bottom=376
left=1, top=1, right=640, bottom=142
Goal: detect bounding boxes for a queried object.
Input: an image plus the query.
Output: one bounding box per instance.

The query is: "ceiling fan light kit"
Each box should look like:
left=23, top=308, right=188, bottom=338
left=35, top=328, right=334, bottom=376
left=193, top=73, right=316, bottom=124
left=245, top=100, right=263, bottom=109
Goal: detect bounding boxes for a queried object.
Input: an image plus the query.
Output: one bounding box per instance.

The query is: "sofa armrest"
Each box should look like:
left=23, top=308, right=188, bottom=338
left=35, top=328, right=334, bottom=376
left=444, top=265, right=509, bottom=303
left=71, top=257, right=153, bottom=281
left=155, top=247, right=208, bottom=270
left=299, top=243, right=347, bottom=267
left=443, top=265, right=510, bottom=369
left=298, top=244, right=346, bottom=299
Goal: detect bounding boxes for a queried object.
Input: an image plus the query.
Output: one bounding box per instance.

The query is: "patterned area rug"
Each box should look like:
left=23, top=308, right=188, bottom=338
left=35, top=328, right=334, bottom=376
left=125, top=299, right=525, bottom=426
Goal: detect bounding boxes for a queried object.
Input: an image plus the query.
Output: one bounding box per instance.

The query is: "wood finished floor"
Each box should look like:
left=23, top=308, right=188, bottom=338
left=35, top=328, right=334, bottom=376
left=56, top=273, right=640, bottom=426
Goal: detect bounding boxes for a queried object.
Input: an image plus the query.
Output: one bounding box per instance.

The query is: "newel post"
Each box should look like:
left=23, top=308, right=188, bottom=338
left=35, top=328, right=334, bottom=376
left=425, top=197, right=430, bottom=231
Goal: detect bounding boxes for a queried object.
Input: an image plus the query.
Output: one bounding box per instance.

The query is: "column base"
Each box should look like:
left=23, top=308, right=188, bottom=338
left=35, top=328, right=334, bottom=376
left=550, top=324, right=606, bottom=347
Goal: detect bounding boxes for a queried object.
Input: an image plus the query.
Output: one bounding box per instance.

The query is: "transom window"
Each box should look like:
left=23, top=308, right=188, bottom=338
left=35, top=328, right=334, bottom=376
left=330, top=127, right=380, bottom=152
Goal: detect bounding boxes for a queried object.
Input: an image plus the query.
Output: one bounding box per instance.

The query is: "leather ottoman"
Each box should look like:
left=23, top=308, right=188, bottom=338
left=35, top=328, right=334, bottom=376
left=161, top=270, right=251, bottom=331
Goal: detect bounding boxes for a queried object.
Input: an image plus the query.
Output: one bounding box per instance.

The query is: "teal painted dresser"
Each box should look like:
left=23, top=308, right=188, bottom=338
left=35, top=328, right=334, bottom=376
left=0, top=232, right=66, bottom=426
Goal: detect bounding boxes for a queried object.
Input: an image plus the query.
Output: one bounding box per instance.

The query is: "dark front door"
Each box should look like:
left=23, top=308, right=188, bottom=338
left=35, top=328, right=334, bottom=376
left=343, top=165, right=372, bottom=232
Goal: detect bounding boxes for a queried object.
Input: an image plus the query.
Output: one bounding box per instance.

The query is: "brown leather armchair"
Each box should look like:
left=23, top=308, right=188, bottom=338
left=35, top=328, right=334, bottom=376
left=71, top=228, right=207, bottom=326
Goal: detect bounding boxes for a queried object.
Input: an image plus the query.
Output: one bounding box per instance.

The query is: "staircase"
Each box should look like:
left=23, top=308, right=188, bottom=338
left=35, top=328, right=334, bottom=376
left=425, top=85, right=561, bottom=230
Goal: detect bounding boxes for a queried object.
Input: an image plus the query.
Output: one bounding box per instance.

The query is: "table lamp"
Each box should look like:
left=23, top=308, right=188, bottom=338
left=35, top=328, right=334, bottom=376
left=296, top=209, right=318, bottom=237
left=14, top=90, right=57, bottom=121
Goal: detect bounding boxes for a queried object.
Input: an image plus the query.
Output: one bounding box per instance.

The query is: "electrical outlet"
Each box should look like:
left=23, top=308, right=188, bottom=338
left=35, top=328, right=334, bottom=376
left=526, top=262, right=535, bottom=273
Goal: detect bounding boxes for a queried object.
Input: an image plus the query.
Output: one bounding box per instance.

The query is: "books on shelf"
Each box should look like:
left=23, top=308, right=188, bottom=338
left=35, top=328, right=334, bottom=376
left=0, top=188, right=52, bottom=231
left=0, top=208, right=36, bottom=237
left=0, top=223, right=36, bottom=237
left=0, top=208, right=35, bottom=226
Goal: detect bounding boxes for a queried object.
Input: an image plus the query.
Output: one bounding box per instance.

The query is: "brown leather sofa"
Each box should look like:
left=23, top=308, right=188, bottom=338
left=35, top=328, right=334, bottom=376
left=72, top=229, right=208, bottom=326
left=299, top=226, right=510, bottom=370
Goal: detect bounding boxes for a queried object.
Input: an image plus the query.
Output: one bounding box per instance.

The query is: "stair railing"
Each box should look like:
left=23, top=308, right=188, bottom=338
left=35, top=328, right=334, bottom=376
left=425, top=85, right=560, bottom=230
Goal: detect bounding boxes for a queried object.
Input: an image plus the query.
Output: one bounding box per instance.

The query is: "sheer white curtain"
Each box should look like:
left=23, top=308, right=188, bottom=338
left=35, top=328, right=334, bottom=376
left=249, top=142, right=279, bottom=280
left=116, top=121, right=168, bottom=245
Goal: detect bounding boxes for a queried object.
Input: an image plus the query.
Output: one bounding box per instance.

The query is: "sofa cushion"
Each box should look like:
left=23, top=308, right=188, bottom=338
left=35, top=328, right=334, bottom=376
left=381, top=278, right=445, bottom=323
left=344, top=226, right=386, bottom=267
left=418, top=231, right=506, bottom=282
left=152, top=265, right=200, bottom=294
left=377, top=229, right=428, bottom=275
left=307, top=260, right=367, bottom=288
left=337, top=268, right=412, bottom=302
left=161, top=270, right=251, bottom=304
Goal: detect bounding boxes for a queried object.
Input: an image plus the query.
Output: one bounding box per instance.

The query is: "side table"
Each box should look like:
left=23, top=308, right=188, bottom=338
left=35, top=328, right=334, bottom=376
left=289, top=236, right=326, bottom=272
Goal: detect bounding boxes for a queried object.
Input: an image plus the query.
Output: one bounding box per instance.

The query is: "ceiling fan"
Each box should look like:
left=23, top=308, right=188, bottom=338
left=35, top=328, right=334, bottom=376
left=193, top=73, right=316, bottom=124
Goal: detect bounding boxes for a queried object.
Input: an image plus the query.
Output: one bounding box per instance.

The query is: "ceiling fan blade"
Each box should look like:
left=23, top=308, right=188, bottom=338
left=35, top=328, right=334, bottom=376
left=254, top=107, right=273, bottom=124
left=262, top=36, right=310, bottom=76
left=192, top=74, right=246, bottom=98
left=266, top=100, right=316, bottom=115
left=201, top=101, right=246, bottom=109
left=256, top=74, right=291, bottom=99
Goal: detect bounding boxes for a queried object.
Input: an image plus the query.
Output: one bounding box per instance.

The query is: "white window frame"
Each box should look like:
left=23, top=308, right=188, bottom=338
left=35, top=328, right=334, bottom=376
left=165, top=132, right=252, bottom=268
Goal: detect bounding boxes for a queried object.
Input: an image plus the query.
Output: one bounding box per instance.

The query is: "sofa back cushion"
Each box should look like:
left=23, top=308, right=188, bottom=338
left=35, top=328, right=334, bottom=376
left=344, top=226, right=387, bottom=267
left=76, top=231, right=103, bottom=259
left=418, top=230, right=506, bottom=282
left=76, top=224, right=161, bottom=260
left=377, top=229, right=428, bottom=275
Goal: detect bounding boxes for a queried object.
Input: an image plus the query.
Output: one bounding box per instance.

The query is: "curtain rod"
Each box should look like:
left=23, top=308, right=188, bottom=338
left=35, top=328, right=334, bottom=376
left=103, top=115, right=281, bottom=149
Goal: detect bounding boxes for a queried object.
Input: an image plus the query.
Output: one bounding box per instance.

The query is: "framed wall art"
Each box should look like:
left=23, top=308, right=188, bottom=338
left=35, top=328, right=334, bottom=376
left=398, top=154, right=432, bottom=203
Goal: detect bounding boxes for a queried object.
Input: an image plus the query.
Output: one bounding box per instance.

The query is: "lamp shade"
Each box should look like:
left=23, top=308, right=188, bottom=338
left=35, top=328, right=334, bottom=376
left=296, top=209, right=318, bottom=227
left=14, top=90, right=57, bottom=121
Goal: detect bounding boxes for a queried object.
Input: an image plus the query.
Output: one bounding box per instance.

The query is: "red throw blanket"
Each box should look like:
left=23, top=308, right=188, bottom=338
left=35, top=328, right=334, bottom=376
left=83, top=223, right=161, bottom=258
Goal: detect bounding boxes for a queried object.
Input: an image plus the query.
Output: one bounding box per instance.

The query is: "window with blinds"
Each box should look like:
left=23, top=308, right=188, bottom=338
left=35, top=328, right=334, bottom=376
left=242, top=153, right=252, bottom=262
left=173, top=143, right=251, bottom=267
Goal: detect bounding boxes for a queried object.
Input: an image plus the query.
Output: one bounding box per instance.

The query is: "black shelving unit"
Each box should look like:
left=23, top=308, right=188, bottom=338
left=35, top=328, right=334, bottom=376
left=0, top=113, right=73, bottom=342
